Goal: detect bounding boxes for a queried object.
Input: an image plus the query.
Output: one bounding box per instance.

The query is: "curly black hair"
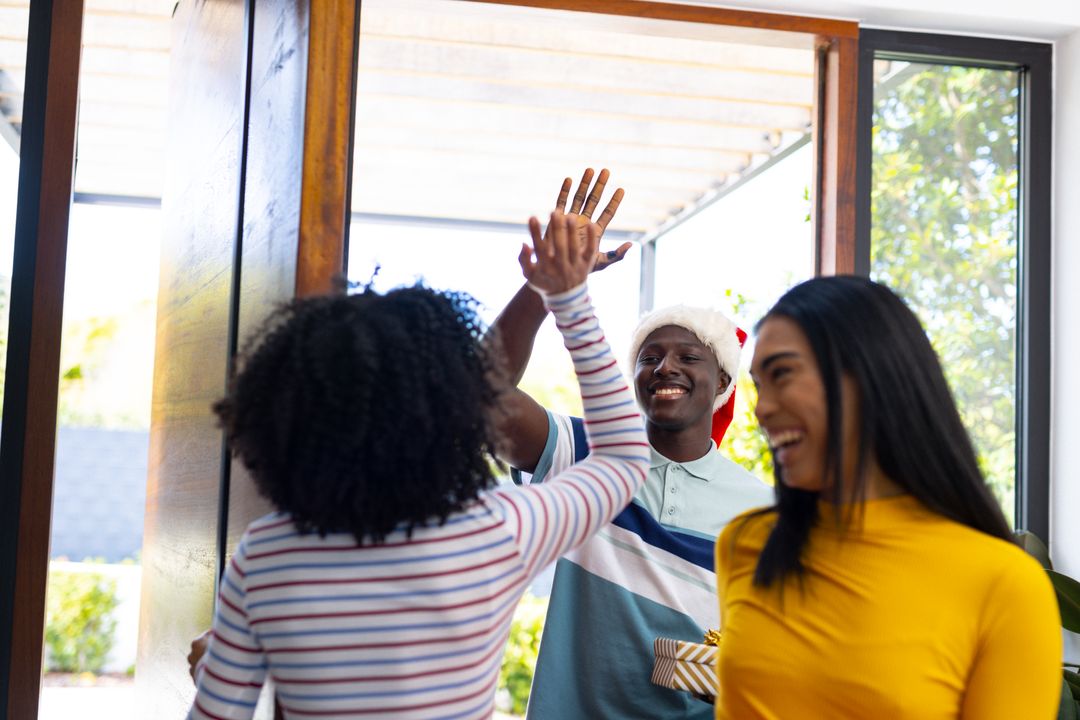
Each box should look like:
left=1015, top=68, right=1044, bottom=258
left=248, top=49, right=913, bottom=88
left=214, top=284, right=501, bottom=545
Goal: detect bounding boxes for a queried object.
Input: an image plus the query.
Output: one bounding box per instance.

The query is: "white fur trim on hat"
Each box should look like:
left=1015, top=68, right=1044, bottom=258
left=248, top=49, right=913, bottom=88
left=627, top=304, right=742, bottom=409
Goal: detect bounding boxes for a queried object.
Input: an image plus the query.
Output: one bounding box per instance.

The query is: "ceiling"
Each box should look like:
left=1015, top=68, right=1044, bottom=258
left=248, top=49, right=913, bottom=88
left=0, top=0, right=170, bottom=199
left=0, top=0, right=817, bottom=237
left=351, top=0, right=815, bottom=234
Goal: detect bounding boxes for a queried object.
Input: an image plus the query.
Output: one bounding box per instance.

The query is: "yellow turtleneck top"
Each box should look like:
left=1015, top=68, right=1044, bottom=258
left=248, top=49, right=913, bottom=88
left=715, top=495, right=1062, bottom=719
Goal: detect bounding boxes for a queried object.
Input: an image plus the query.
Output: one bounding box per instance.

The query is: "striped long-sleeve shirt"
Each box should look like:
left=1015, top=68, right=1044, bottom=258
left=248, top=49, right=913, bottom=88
left=189, top=282, right=649, bottom=720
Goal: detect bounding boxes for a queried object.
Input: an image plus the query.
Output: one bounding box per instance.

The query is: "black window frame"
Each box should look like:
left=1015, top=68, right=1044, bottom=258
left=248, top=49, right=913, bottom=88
left=854, top=29, right=1052, bottom=541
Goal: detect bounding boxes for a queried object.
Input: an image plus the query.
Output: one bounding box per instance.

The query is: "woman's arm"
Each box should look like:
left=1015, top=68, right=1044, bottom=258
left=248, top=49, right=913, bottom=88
left=491, top=211, right=648, bottom=576
left=487, top=169, right=630, bottom=473
left=188, top=539, right=267, bottom=720
left=960, top=552, right=1062, bottom=719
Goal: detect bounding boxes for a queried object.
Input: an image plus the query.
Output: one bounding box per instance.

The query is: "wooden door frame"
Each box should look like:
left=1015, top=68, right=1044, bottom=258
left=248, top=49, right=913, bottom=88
left=297, top=0, right=362, bottom=298
left=0, top=0, right=856, bottom=716
left=0, top=0, right=84, bottom=717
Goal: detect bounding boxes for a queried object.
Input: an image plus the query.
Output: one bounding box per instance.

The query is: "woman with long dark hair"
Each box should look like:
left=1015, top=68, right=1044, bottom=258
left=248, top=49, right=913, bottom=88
left=715, top=275, right=1060, bottom=719
left=187, top=212, right=649, bottom=720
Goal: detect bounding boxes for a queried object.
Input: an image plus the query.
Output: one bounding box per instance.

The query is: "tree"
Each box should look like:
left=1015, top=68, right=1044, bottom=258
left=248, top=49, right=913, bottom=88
left=0, top=280, right=154, bottom=429
left=718, top=372, right=773, bottom=484
left=870, top=63, right=1019, bottom=521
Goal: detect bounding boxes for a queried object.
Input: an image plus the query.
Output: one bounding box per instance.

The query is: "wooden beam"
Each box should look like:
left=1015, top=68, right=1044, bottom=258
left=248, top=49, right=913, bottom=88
left=361, top=31, right=815, bottom=77
left=469, top=0, right=858, bottom=39
left=358, top=66, right=815, bottom=109
left=296, top=0, right=360, bottom=297
left=354, top=91, right=809, bottom=132
left=2, top=38, right=167, bottom=52
left=354, top=119, right=761, bottom=154
left=0, top=1, right=167, bottom=21
left=0, top=0, right=83, bottom=716
left=812, top=33, right=858, bottom=275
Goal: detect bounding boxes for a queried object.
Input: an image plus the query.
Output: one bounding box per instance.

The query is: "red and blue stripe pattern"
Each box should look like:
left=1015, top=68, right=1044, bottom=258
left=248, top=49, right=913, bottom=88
left=189, top=283, right=648, bottom=719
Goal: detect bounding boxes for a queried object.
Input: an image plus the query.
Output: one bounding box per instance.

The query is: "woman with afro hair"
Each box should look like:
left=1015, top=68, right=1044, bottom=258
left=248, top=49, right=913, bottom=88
left=187, top=211, right=649, bottom=720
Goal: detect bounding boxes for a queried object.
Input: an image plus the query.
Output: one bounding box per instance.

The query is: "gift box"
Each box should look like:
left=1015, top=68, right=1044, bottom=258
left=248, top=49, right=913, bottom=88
left=650, top=630, right=721, bottom=699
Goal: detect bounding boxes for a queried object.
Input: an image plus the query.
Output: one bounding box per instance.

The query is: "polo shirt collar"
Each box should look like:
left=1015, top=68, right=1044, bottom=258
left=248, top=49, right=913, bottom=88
left=649, top=441, right=719, bottom=481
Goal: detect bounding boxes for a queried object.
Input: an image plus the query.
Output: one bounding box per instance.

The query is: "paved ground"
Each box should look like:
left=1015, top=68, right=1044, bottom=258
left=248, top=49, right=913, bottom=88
left=39, top=686, right=138, bottom=720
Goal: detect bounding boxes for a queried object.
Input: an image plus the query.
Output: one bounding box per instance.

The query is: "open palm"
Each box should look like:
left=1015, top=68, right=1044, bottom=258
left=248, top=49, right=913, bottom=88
left=546, top=168, right=632, bottom=272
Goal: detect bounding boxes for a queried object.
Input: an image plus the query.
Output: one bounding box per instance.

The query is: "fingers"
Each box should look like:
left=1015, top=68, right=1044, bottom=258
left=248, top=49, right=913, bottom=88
left=518, top=242, right=535, bottom=280
left=569, top=168, right=594, bottom=214
left=595, top=187, right=625, bottom=233
left=554, top=177, right=572, bottom=212
left=550, top=211, right=572, bottom=265
left=520, top=217, right=543, bottom=279
left=590, top=241, right=633, bottom=273
left=524, top=211, right=592, bottom=293
left=529, top=213, right=552, bottom=259
left=582, top=223, right=601, bottom=266
left=581, top=168, right=609, bottom=218
left=528, top=214, right=543, bottom=247
left=187, top=630, right=211, bottom=683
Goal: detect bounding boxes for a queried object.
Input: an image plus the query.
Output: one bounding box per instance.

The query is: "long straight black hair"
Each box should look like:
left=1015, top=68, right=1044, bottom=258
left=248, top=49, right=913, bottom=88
left=751, top=275, right=1012, bottom=587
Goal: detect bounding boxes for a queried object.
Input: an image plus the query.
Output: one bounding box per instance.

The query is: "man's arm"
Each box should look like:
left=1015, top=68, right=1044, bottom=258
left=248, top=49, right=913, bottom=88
left=489, top=168, right=630, bottom=473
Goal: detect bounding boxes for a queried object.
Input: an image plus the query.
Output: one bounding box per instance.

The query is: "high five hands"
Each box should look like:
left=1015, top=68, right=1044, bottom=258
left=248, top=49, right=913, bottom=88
left=548, top=168, right=631, bottom=272
left=519, top=211, right=600, bottom=296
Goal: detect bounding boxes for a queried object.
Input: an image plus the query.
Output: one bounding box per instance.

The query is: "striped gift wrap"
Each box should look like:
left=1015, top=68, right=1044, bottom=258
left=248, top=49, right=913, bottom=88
left=650, top=636, right=719, bottom=699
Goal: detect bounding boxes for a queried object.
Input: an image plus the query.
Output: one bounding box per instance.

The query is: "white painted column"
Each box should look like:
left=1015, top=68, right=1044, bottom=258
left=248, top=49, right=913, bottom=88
left=1052, top=28, right=1080, bottom=664
left=1052, top=29, right=1080, bottom=577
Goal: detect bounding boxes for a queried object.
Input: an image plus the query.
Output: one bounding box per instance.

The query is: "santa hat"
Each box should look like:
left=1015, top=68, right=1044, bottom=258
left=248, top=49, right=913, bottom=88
left=627, top=305, right=748, bottom=446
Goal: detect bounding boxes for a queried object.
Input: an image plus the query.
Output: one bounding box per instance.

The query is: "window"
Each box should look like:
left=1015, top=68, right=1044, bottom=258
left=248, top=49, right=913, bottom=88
left=856, top=31, right=1051, bottom=534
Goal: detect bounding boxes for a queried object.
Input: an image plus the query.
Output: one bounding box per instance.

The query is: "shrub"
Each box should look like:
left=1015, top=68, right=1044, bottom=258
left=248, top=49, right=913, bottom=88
left=498, top=593, right=548, bottom=716
left=44, top=565, right=119, bottom=673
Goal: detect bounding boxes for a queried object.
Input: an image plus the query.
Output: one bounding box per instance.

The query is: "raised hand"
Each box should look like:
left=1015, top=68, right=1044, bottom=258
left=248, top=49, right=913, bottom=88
left=549, top=168, right=632, bottom=272
left=520, top=211, right=600, bottom=296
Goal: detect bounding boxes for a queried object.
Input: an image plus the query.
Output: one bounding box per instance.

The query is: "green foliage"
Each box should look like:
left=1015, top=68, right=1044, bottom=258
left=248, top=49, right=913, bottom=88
left=57, top=314, right=124, bottom=426
left=719, top=373, right=773, bottom=484
left=1050, top=570, right=1080, bottom=634
left=520, top=358, right=583, bottom=419
left=1015, top=532, right=1080, bottom=718
left=712, top=289, right=775, bottom=483
left=44, top=566, right=120, bottom=673
left=498, top=593, right=548, bottom=715
left=871, top=63, right=1019, bottom=523
left=0, top=275, right=152, bottom=429
left=1016, top=530, right=1052, bottom=570
left=1066, top=669, right=1080, bottom=703
left=1062, top=678, right=1079, bottom=720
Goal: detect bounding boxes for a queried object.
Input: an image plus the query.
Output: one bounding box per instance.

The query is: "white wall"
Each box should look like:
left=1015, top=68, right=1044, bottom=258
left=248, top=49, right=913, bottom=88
left=695, top=0, right=1080, bottom=39
left=1051, top=26, right=1080, bottom=667
left=1052, top=28, right=1080, bottom=580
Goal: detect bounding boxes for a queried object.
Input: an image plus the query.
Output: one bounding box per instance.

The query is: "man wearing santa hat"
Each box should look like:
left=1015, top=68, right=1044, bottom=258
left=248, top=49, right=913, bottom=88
left=491, top=169, right=772, bottom=719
